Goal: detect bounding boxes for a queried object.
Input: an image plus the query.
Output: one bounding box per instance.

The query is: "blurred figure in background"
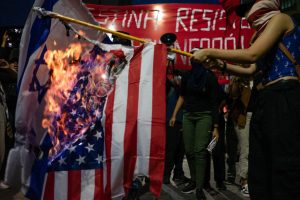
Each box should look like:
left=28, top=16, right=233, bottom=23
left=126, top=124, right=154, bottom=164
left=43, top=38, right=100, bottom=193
left=230, top=76, right=253, bottom=197
left=164, top=70, right=189, bottom=186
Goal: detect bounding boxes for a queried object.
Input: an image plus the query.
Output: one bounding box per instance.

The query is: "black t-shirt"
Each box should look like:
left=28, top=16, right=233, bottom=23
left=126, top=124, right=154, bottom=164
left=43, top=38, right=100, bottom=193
left=180, top=70, right=219, bottom=124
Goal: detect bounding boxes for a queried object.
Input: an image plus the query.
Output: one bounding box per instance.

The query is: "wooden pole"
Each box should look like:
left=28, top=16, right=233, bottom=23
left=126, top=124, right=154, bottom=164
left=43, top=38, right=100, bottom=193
left=35, top=8, right=192, bottom=58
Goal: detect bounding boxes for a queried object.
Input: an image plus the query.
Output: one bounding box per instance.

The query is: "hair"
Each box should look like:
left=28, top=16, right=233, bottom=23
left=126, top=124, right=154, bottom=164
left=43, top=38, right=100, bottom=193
left=236, top=2, right=255, bottom=17
left=112, top=31, right=132, bottom=46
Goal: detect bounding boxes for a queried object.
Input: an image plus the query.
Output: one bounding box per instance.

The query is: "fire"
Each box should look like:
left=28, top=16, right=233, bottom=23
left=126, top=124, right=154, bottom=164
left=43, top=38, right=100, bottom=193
left=42, top=42, right=127, bottom=160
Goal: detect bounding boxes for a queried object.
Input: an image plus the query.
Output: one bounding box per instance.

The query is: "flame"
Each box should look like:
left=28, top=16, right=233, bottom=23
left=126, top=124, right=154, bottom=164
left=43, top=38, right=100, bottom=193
left=42, top=42, right=126, bottom=160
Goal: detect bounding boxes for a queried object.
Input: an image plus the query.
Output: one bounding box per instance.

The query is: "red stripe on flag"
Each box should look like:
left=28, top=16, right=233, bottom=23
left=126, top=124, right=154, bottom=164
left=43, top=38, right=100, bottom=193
left=123, top=46, right=143, bottom=195
left=104, top=86, right=116, bottom=199
left=68, top=170, right=81, bottom=200
left=44, top=172, right=55, bottom=200
left=94, top=169, right=103, bottom=199
left=149, top=45, right=167, bottom=196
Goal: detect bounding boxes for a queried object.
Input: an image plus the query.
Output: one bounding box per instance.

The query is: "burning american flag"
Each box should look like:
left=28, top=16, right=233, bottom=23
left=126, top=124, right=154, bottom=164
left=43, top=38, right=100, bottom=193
left=5, top=0, right=166, bottom=199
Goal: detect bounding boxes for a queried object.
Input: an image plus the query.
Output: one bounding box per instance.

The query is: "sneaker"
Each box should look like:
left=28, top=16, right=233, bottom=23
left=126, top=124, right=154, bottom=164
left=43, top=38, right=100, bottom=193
left=216, top=182, right=227, bottom=191
left=196, top=188, right=206, bottom=200
left=172, top=175, right=190, bottom=186
left=241, top=184, right=250, bottom=197
left=181, top=181, right=196, bottom=194
left=0, top=181, right=9, bottom=190
left=226, top=172, right=236, bottom=184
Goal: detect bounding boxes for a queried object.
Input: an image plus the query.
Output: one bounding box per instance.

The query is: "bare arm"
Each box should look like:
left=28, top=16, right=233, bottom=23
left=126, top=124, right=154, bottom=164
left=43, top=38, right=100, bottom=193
left=169, top=95, right=184, bottom=127
left=192, top=13, right=294, bottom=64
left=221, top=62, right=257, bottom=76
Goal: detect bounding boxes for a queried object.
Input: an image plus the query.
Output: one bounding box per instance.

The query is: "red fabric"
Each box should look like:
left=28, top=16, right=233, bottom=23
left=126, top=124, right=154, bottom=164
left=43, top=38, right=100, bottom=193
left=43, top=172, right=55, bottom=200
left=123, top=46, right=142, bottom=195
left=68, top=170, right=81, bottom=200
left=149, top=45, right=167, bottom=196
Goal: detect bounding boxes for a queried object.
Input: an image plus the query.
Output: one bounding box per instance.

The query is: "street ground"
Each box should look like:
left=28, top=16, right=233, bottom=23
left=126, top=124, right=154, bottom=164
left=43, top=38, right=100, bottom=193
left=0, top=159, right=248, bottom=200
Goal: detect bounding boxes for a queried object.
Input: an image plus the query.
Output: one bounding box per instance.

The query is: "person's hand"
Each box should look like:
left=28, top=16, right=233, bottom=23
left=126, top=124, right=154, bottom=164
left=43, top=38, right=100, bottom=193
left=191, top=48, right=210, bottom=63
left=169, top=116, right=176, bottom=127
left=202, top=58, right=221, bottom=69
left=212, top=127, right=219, bottom=140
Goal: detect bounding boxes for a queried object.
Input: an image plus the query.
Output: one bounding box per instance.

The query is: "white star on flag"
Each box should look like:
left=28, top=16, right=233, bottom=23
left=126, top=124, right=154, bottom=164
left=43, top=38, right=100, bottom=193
left=76, top=155, right=86, bottom=165
left=94, top=131, right=102, bottom=140
left=85, top=143, right=95, bottom=152
left=58, top=157, right=66, bottom=166
left=68, top=145, right=76, bottom=153
left=95, top=154, right=102, bottom=164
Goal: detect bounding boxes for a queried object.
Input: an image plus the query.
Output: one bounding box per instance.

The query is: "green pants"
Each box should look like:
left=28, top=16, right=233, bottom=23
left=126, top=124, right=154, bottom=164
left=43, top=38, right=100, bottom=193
left=183, top=111, right=212, bottom=189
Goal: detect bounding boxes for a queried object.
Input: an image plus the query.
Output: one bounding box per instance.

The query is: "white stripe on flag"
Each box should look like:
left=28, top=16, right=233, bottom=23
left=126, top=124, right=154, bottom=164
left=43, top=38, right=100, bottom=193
left=110, top=62, right=130, bottom=197
left=135, top=44, right=154, bottom=176
left=80, top=170, right=95, bottom=200
left=54, top=171, right=68, bottom=200
left=41, top=172, right=48, bottom=199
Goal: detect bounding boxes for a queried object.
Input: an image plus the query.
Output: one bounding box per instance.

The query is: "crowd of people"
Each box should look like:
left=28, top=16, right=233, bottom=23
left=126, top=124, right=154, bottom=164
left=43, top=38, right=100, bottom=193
left=0, top=29, right=19, bottom=190
left=164, top=54, right=253, bottom=200
left=164, top=0, right=300, bottom=200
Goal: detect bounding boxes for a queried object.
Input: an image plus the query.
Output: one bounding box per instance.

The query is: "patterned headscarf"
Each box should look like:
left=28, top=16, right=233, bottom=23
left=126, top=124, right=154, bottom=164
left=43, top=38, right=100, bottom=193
left=245, top=0, right=281, bottom=35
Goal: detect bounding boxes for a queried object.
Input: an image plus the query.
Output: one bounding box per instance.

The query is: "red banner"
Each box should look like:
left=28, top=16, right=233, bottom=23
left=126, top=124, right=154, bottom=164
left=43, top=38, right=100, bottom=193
left=87, top=3, right=254, bottom=83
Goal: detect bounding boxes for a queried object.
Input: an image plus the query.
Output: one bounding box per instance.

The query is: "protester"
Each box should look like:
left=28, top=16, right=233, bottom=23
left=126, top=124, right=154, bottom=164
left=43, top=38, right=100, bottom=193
left=170, top=49, right=220, bottom=200
left=0, top=59, right=14, bottom=189
left=164, top=72, right=189, bottom=186
left=204, top=86, right=227, bottom=192
left=229, top=76, right=253, bottom=197
left=192, top=0, right=300, bottom=199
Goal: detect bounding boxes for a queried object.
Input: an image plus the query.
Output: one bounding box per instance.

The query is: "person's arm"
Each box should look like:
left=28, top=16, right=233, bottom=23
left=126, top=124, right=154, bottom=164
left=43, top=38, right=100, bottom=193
left=192, top=13, right=294, bottom=64
left=219, top=61, right=257, bottom=76
left=169, top=96, right=184, bottom=127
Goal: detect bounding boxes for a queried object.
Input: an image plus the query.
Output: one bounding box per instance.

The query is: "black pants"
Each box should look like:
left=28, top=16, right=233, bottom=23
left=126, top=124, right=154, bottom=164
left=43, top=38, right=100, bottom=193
left=164, top=122, right=185, bottom=179
left=225, top=117, right=238, bottom=179
left=205, top=115, right=226, bottom=185
left=249, top=80, right=300, bottom=200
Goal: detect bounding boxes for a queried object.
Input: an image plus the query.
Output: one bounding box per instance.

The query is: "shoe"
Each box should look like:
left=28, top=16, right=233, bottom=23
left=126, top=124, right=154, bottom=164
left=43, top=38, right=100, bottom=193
left=0, top=181, right=9, bottom=189
left=172, top=175, right=190, bottom=186
left=181, top=181, right=196, bottom=194
left=226, top=172, right=235, bottom=184
left=216, top=182, right=227, bottom=191
left=241, top=184, right=250, bottom=197
left=196, top=188, right=206, bottom=200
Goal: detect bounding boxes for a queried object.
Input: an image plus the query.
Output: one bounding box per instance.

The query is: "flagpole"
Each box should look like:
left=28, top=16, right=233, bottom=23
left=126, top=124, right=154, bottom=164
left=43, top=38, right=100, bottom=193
left=33, top=7, right=193, bottom=58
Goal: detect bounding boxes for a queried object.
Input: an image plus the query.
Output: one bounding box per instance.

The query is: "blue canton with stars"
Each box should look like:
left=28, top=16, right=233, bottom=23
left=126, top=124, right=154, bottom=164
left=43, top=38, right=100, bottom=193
left=257, top=18, right=300, bottom=83
left=48, top=120, right=104, bottom=171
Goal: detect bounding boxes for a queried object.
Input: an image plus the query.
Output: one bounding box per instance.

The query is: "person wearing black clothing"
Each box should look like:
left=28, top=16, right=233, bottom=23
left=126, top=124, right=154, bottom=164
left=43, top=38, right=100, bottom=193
left=163, top=76, right=189, bottom=185
left=204, top=87, right=228, bottom=192
left=170, top=56, right=220, bottom=200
